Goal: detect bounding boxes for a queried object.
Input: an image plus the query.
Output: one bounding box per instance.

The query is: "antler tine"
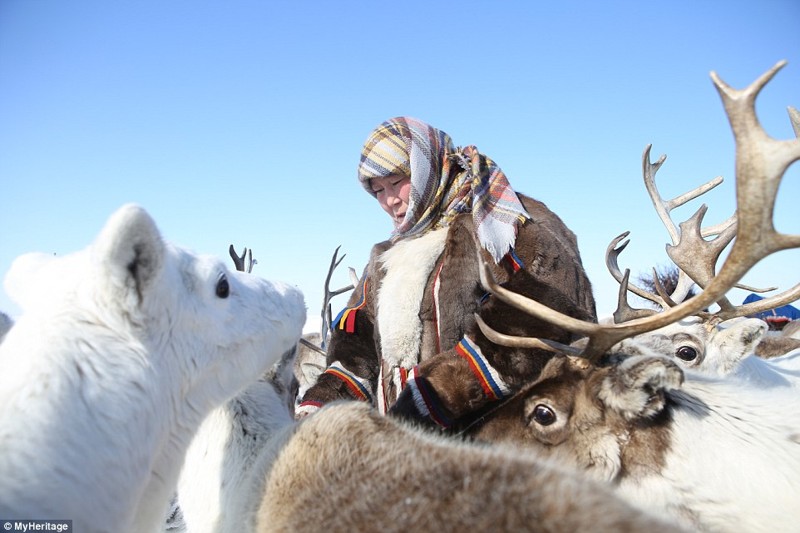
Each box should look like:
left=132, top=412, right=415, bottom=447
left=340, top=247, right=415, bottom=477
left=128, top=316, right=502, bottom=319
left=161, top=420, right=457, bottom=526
left=612, top=269, right=658, bottom=324
left=788, top=106, right=800, bottom=138
left=716, top=284, right=800, bottom=322
left=480, top=62, right=799, bottom=362
left=473, top=314, right=582, bottom=355
left=666, top=204, right=738, bottom=311
left=642, top=144, right=726, bottom=245
left=319, top=246, right=356, bottom=349
left=229, top=245, right=247, bottom=272
left=711, top=60, right=800, bottom=255
left=605, top=232, right=666, bottom=306
left=641, top=144, right=729, bottom=304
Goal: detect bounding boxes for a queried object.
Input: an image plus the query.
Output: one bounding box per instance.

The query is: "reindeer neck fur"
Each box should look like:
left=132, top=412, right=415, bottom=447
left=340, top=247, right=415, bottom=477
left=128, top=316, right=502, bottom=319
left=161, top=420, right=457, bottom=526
left=255, top=402, right=679, bottom=533
left=0, top=305, right=189, bottom=532
left=473, top=354, right=800, bottom=532
left=617, top=368, right=800, bottom=532
left=178, top=376, right=298, bottom=533
left=377, top=227, right=448, bottom=368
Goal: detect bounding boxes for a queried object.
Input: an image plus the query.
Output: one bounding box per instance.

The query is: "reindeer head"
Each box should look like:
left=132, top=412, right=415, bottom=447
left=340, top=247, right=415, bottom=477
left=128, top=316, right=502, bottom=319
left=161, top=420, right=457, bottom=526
left=470, top=352, right=683, bottom=483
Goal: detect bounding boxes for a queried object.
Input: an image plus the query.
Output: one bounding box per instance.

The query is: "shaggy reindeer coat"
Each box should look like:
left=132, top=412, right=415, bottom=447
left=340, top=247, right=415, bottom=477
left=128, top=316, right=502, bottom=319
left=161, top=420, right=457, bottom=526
left=0, top=204, right=306, bottom=533
left=470, top=353, right=800, bottom=532
left=299, top=194, right=596, bottom=427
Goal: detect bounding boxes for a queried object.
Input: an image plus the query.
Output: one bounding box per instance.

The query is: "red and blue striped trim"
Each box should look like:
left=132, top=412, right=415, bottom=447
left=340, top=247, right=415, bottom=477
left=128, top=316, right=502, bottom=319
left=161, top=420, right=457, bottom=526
left=455, top=335, right=511, bottom=401
left=504, top=248, right=524, bottom=272
left=324, top=361, right=372, bottom=402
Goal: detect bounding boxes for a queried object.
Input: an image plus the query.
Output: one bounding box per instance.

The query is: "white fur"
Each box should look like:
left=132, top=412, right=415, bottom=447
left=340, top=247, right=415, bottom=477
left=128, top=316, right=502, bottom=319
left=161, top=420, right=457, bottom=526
left=629, top=316, right=800, bottom=389
left=376, top=228, right=448, bottom=368
left=602, top=356, right=800, bottom=532
left=177, top=366, right=297, bottom=533
left=0, top=204, right=306, bottom=533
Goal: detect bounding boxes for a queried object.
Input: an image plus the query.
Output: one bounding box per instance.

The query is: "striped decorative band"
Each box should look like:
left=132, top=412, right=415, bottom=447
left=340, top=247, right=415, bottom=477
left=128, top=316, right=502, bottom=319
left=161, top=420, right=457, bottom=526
left=455, top=335, right=511, bottom=401
left=405, top=366, right=453, bottom=428
left=333, top=278, right=368, bottom=334
left=324, top=360, right=372, bottom=402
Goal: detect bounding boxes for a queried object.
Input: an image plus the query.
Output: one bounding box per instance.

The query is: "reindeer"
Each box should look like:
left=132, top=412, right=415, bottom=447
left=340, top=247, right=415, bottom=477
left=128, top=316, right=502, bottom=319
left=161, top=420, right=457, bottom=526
left=227, top=244, right=359, bottom=401
left=175, top=343, right=681, bottom=533
left=465, top=61, right=800, bottom=533
left=295, top=246, right=358, bottom=399
left=597, top=109, right=800, bottom=377
left=174, top=245, right=678, bottom=532
left=0, top=205, right=306, bottom=533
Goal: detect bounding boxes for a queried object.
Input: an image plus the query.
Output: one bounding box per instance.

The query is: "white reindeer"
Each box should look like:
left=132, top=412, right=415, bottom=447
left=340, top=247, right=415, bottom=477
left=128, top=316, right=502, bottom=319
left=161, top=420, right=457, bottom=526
left=617, top=316, right=800, bottom=390
left=0, top=204, right=306, bottom=533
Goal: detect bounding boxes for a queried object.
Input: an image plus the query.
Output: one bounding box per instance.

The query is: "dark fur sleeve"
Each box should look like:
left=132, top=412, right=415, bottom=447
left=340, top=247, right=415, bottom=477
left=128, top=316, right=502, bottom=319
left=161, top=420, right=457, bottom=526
left=298, top=243, right=386, bottom=409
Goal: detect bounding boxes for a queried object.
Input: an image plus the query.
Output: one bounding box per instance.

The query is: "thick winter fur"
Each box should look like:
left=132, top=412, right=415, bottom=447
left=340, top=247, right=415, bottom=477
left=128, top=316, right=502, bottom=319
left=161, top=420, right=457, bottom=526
left=294, top=332, right=326, bottom=401
left=471, top=353, right=800, bottom=532
left=178, top=357, right=683, bottom=533
left=256, top=402, right=682, bottom=533
left=755, top=327, right=800, bottom=357
left=302, top=195, right=597, bottom=421
left=177, top=349, right=299, bottom=533
left=377, top=226, right=449, bottom=369
left=782, top=318, right=800, bottom=339
left=0, top=204, right=306, bottom=533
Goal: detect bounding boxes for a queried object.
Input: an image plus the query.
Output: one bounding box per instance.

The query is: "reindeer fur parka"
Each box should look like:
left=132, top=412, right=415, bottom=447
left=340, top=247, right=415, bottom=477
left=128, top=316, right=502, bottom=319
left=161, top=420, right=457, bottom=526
left=298, top=194, right=596, bottom=428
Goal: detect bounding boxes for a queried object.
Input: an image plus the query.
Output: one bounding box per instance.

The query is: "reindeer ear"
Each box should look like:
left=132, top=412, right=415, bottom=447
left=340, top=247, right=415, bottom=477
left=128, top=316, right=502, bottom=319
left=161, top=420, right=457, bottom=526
left=715, top=318, right=768, bottom=371
left=92, top=204, right=165, bottom=309
left=598, top=356, right=684, bottom=421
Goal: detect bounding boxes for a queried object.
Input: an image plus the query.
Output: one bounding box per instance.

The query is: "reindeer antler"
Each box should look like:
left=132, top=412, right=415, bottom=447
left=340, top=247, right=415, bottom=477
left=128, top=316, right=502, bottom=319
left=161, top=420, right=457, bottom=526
left=481, top=61, right=800, bottom=362
left=318, top=246, right=357, bottom=350
left=229, top=245, right=257, bottom=273
left=788, top=106, right=800, bottom=138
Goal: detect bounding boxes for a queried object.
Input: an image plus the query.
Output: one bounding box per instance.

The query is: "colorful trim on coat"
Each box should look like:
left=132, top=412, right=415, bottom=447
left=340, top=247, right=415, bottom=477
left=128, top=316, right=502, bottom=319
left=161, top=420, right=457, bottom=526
left=295, top=400, right=323, bottom=418
left=455, top=335, right=511, bottom=402
left=332, top=278, right=368, bottom=334
left=323, top=360, right=373, bottom=402
left=405, top=366, right=453, bottom=428
left=503, top=248, right=524, bottom=272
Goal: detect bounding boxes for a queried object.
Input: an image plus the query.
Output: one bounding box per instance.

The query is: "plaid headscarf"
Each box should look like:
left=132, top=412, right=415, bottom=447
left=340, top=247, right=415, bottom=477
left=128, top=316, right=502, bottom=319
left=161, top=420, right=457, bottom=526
left=358, top=117, right=531, bottom=263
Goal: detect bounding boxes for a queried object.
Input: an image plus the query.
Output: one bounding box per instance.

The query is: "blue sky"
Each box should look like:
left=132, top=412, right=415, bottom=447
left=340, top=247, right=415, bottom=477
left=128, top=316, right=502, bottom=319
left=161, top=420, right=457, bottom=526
left=1, top=0, right=798, bottom=332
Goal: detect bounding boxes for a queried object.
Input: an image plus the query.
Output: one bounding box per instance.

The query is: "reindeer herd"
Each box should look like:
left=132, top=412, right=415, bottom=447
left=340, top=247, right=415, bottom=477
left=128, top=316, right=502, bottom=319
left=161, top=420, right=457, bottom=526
left=0, top=62, right=798, bottom=532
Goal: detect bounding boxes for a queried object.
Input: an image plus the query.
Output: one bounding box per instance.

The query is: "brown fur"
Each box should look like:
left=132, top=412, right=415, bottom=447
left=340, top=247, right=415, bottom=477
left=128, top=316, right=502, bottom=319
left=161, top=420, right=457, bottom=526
left=781, top=319, right=800, bottom=338
left=255, top=402, right=682, bottom=533
left=755, top=334, right=800, bottom=358
left=469, top=356, right=675, bottom=481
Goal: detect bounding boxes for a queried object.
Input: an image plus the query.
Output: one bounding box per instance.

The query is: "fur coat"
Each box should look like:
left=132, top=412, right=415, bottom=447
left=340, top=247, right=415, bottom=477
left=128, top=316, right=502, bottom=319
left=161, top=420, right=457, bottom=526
left=298, top=194, right=596, bottom=427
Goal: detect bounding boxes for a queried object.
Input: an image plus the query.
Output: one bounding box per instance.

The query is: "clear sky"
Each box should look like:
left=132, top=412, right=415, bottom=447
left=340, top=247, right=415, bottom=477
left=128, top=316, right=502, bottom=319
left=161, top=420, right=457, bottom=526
left=1, top=0, right=798, bottom=334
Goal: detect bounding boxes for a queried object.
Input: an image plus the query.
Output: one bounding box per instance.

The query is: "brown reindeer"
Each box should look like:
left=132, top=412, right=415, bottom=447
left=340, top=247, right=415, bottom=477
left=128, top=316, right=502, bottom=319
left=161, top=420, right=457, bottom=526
left=465, top=61, right=800, bottom=533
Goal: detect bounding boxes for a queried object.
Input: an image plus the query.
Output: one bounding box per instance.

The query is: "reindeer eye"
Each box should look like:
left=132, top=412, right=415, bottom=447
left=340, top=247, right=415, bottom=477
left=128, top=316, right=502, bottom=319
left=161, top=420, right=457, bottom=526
left=675, top=345, right=698, bottom=361
left=216, top=274, right=230, bottom=299
left=532, top=404, right=556, bottom=426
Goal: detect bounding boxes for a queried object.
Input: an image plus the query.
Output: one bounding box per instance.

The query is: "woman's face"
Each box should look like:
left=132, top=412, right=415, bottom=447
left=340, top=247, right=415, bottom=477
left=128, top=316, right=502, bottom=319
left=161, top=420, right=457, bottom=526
left=370, top=174, right=411, bottom=228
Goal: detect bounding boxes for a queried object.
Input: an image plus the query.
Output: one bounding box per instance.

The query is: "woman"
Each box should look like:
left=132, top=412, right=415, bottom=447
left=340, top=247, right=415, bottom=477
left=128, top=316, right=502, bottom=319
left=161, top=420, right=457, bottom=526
left=297, top=117, right=596, bottom=428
